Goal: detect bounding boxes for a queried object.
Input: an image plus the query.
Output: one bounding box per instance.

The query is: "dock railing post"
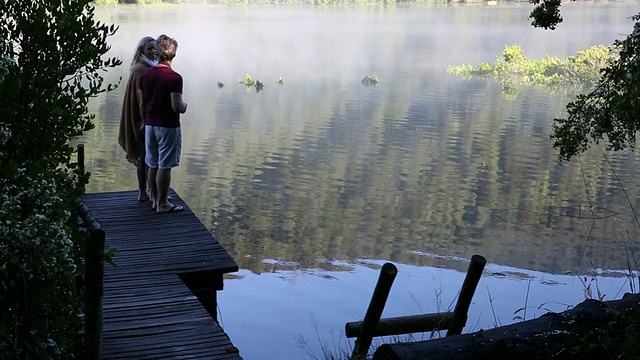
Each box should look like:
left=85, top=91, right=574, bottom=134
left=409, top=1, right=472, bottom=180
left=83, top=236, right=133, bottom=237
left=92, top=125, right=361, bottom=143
left=77, top=143, right=86, bottom=193
left=77, top=143, right=85, bottom=174
left=350, top=262, right=398, bottom=360
left=79, top=201, right=105, bottom=360
left=446, top=254, right=486, bottom=337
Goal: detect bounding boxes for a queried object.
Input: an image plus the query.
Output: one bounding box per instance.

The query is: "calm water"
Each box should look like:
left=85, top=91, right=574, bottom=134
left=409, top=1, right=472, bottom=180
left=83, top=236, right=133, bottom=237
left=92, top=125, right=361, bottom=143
left=86, top=3, right=640, bottom=359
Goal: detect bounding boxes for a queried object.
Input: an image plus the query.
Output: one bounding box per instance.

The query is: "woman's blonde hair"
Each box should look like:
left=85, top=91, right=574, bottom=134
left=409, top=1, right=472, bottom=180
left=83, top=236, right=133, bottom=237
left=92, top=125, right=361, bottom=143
left=131, top=36, right=155, bottom=66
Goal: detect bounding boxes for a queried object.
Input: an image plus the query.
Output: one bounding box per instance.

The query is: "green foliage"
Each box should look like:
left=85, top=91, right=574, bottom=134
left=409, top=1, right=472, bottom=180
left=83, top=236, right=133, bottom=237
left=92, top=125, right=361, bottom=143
left=528, top=0, right=562, bottom=30
left=239, top=73, right=257, bottom=87
left=93, top=0, right=119, bottom=5
left=361, top=74, right=379, bottom=87
left=0, top=0, right=120, bottom=357
left=448, top=44, right=615, bottom=95
left=0, top=0, right=121, bottom=171
left=551, top=13, right=640, bottom=161
left=0, top=156, right=83, bottom=359
left=559, top=308, right=640, bottom=359
left=239, top=73, right=265, bottom=92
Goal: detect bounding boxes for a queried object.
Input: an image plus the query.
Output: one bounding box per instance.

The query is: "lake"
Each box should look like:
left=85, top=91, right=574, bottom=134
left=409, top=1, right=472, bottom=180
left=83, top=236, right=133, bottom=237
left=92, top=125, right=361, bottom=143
left=86, top=3, right=640, bottom=359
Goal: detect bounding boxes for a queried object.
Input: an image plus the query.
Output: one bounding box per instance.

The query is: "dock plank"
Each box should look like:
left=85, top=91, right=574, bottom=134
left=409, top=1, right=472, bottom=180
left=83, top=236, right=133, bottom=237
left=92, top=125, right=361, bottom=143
left=81, top=189, right=242, bottom=359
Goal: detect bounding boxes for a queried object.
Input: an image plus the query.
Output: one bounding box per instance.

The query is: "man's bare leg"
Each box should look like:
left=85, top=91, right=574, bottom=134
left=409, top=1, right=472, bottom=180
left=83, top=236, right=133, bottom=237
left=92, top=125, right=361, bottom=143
left=156, top=168, right=182, bottom=213
left=137, top=165, right=149, bottom=201
left=148, top=167, right=159, bottom=210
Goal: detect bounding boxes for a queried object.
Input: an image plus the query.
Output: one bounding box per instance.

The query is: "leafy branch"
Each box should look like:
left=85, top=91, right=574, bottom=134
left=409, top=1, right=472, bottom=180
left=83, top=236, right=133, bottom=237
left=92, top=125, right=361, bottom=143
left=551, top=13, right=640, bottom=161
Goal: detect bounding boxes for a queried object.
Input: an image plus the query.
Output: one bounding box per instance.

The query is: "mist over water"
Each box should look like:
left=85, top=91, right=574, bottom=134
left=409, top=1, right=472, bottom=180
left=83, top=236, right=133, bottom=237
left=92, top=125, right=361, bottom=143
left=86, top=3, right=640, bottom=359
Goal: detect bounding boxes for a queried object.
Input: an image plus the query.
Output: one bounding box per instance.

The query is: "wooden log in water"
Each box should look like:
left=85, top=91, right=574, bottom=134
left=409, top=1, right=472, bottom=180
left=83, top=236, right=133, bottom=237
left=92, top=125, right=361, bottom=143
left=373, top=292, right=640, bottom=360
left=346, top=312, right=452, bottom=338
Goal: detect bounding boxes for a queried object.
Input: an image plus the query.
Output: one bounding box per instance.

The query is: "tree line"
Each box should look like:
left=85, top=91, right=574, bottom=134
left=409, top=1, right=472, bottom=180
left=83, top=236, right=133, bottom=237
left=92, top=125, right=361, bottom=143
left=93, top=0, right=486, bottom=5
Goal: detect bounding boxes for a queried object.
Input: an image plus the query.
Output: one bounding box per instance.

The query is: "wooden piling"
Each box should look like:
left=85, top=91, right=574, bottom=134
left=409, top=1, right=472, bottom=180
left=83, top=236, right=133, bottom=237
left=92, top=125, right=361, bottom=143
left=350, top=262, right=398, bottom=360
left=446, top=254, right=486, bottom=336
left=77, top=143, right=85, bottom=174
left=77, top=143, right=86, bottom=193
left=78, top=202, right=105, bottom=360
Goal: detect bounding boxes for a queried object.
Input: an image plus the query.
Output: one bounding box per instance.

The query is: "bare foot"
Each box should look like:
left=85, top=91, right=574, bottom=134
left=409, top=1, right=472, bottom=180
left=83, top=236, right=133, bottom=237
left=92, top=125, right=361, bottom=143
left=138, top=190, right=150, bottom=202
left=157, top=203, right=184, bottom=214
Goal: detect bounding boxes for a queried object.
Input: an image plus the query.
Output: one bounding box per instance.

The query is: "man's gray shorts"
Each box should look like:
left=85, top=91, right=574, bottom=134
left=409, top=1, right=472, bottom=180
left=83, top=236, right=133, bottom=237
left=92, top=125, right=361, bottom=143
left=145, top=125, right=181, bottom=169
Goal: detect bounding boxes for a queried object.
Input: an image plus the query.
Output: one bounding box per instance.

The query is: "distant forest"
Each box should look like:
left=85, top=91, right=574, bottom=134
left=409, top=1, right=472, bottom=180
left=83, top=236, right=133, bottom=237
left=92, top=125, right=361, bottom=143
left=94, top=0, right=497, bottom=5
left=94, top=0, right=218, bottom=3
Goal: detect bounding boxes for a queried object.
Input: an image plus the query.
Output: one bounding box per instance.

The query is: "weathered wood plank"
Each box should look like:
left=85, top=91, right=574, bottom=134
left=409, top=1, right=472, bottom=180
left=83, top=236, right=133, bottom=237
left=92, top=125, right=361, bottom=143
left=80, top=189, right=242, bottom=360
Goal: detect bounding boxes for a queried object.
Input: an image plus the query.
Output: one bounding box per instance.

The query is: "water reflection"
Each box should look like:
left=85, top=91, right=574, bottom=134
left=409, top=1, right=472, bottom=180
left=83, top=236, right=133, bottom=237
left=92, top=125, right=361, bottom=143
left=219, top=258, right=630, bottom=360
left=84, top=3, right=640, bottom=359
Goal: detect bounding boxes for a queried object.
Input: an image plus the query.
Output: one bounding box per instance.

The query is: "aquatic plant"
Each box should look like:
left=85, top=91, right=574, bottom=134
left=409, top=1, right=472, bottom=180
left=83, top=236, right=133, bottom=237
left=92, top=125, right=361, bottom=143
left=448, top=44, right=615, bottom=94
left=239, top=73, right=256, bottom=87
left=238, top=74, right=271, bottom=92
left=361, top=75, right=379, bottom=87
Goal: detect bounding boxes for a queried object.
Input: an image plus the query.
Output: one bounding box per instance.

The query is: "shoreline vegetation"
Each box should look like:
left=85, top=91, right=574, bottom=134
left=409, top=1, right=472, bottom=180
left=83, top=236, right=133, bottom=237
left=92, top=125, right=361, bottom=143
left=93, top=0, right=534, bottom=6
left=448, top=44, right=617, bottom=96
left=93, top=0, right=637, bottom=5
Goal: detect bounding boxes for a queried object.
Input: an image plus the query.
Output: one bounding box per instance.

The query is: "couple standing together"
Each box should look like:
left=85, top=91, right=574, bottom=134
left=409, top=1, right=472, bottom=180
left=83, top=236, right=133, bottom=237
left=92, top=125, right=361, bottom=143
left=118, top=35, right=188, bottom=214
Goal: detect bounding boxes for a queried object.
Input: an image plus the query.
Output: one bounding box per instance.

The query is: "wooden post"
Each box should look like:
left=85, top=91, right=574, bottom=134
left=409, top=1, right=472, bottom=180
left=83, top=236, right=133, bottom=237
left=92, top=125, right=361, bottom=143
left=446, top=255, right=486, bottom=336
left=79, top=202, right=105, bottom=360
left=77, top=143, right=85, bottom=174
left=77, top=143, right=86, bottom=193
left=179, top=271, right=223, bottom=321
left=350, top=262, right=398, bottom=360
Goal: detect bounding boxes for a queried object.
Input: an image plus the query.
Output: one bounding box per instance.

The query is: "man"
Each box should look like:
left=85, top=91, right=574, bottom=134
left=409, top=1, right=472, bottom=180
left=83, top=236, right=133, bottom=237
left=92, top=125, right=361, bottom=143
left=140, top=35, right=187, bottom=214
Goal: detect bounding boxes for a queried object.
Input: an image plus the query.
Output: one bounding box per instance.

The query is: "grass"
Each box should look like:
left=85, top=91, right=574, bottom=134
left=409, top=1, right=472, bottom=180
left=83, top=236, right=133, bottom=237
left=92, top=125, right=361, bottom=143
left=297, top=287, right=452, bottom=359
left=556, top=305, right=640, bottom=359
left=296, top=326, right=353, bottom=360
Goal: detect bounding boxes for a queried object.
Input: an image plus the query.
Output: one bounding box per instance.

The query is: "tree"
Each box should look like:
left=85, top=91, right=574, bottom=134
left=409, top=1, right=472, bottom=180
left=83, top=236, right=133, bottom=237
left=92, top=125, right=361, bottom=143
left=528, top=0, right=563, bottom=30
left=551, top=14, right=640, bottom=161
left=0, top=0, right=120, bottom=357
left=529, top=0, right=640, bottom=161
left=0, top=0, right=120, bottom=169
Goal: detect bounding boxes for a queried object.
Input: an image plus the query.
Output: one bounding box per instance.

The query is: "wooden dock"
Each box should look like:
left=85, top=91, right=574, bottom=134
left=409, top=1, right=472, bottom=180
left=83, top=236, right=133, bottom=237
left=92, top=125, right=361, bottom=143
left=80, top=189, right=242, bottom=360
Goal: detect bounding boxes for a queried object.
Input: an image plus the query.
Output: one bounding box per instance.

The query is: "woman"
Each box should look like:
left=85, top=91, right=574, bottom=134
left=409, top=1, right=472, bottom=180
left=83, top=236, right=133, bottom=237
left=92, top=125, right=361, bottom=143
left=118, top=36, right=158, bottom=201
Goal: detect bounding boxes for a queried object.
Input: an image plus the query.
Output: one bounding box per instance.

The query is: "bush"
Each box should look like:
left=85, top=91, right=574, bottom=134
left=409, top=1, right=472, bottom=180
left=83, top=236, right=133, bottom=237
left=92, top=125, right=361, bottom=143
left=447, top=44, right=616, bottom=93
left=0, top=143, right=83, bottom=357
left=0, top=0, right=120, bottom=357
